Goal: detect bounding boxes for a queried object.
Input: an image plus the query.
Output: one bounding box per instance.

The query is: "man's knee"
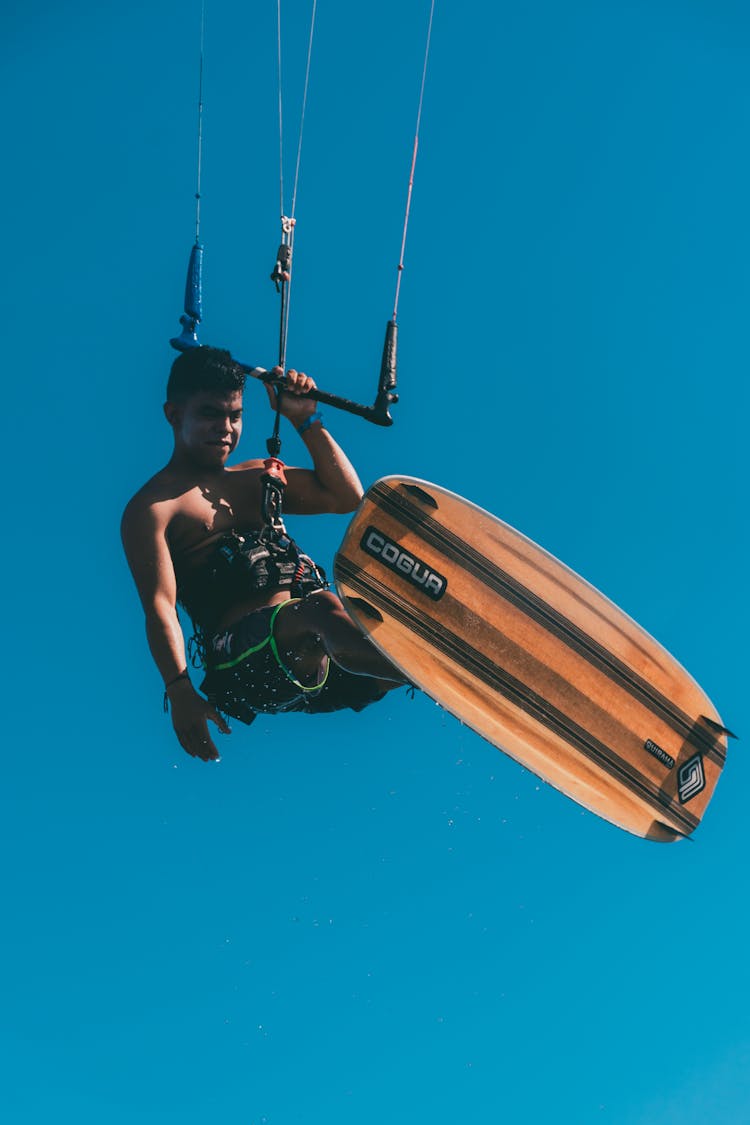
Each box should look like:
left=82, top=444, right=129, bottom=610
left=302, top=589, right=344, bottom=614
left=290, top=590, right=348, bottom=631
left=274, top=592, right=342, bottom=649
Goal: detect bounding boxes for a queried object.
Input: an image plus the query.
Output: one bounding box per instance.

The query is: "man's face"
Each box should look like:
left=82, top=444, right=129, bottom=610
left=168, top=390, right=244, bottom=468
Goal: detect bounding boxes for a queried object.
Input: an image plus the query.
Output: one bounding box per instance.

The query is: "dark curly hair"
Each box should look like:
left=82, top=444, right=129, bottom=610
left=166, top=346, right=246, bottom=404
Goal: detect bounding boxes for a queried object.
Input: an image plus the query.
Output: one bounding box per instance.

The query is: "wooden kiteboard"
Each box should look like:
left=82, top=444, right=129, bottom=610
left=334, top=476, right=731, bottom=842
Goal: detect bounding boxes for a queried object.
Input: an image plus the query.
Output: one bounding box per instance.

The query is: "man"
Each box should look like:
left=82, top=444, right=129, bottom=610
left=122, top=346, right=405, bottom=762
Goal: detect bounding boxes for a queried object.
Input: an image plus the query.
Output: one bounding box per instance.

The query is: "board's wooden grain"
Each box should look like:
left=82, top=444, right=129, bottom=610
left=334, top=477, right=729, bottom=841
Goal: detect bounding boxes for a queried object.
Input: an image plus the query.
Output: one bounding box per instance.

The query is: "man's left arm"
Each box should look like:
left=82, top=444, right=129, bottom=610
left=240, top=367, right=364, bottom=515
left=284, top=416, right=364, bottom=514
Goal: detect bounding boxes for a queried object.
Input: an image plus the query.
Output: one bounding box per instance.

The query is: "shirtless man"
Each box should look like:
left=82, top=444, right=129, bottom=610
left=121, top=346, right=404, bottom=762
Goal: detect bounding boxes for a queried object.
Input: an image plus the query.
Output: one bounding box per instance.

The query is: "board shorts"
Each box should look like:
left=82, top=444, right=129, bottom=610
left=199, top=600, right=387, bottom=725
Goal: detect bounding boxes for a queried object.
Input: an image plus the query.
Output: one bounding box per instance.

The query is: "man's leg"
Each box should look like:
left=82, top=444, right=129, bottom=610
left=273, top=591, right=405, bottom=685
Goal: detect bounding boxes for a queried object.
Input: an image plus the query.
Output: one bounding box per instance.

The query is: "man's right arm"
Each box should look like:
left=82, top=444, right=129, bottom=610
left=121, top=497, right=229, bottom=761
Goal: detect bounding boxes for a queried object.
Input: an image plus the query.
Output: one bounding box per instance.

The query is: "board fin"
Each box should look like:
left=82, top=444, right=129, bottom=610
left=346, top=597, right=384, bottom=623
left=699, top=715, right=738, bottom=740
left=400, top=483, right=438, bottom=509
left=646, top=820, right=693, bottom=843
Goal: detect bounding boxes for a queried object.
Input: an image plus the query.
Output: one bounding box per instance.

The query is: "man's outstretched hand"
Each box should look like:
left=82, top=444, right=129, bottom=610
left=168, top=681, right=230, bottom=762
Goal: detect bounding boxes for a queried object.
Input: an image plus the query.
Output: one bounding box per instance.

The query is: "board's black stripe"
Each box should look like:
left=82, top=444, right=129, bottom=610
left=371, top=482, right=725, bottom=767
left=336, top=557, right=700, bottom=835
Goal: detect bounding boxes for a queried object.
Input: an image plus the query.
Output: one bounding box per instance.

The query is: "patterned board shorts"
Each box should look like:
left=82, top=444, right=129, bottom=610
left=199, top=600, right=387, bottom=725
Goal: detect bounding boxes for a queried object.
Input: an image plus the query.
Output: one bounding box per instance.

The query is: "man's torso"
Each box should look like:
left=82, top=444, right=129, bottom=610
left=150, top=462, right=293, bottom=630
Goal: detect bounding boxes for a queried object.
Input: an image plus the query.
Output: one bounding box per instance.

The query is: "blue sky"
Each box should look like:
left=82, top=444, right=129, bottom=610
left=3, top=1, right=748, bottom=1122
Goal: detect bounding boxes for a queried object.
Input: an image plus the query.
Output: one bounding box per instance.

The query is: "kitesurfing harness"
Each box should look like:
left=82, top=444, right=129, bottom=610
left=210, top=451, right=328, bottom=604
left=177, top=443, right=328, bottom=654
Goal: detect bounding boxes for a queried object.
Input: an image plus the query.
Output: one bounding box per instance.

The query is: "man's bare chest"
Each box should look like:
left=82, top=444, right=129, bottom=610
left=167, top=472, right=264, bottom=559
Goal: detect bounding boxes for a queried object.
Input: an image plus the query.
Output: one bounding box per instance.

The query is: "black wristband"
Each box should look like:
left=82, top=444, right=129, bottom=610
left=165, top=669, right=190, bottom=690
left=163, top=670, right=190, bottom=713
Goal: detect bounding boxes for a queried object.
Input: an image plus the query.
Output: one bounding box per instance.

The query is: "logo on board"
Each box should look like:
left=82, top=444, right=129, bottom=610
left=677, top=753, right=705, bottom=804
left=643, top=739, right=675, bottom=770
left=361, top=526, right=447, bottom=601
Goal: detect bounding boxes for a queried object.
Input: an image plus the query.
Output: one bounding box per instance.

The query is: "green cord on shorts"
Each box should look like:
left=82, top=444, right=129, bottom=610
left=213, top=599, right=330, bottom=693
